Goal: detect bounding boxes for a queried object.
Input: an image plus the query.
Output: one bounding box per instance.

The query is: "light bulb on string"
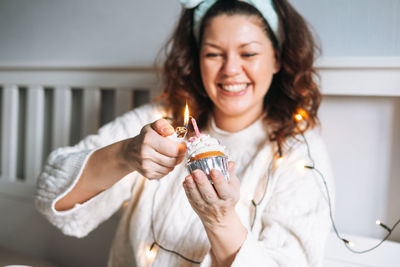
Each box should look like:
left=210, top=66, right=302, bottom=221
left=343, top=239, right=355, bottom=247
left=295, top=113, right=303, bottom=122
left=142, top=242, right=158, bottom=266
left=376, top=219, right=392, bottom=232
left=275, top=156, right=284, bottom=167
left=294, top=108, right=308, bottom=121
left=294, top=108, right=308, bottom=131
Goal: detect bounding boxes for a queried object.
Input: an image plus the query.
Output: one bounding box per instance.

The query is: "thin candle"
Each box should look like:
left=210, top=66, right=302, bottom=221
left=191, top=117, right=200, bottom=138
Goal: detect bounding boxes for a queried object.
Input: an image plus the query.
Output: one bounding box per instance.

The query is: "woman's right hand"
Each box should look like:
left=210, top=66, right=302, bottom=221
left=120, top=118, right=187, bottom=180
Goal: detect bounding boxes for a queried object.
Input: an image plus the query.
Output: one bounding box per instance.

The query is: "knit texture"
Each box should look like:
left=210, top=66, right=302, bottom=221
left=35, top=104, right=334, bottom=267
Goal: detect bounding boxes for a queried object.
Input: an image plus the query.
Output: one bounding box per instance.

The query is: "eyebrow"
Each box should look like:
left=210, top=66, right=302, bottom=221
left=202, top=41, right=262, bottom=49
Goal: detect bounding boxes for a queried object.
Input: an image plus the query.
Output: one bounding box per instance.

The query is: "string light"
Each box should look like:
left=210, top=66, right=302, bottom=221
left=295, top=113, right=303, bottom=121
left=145, top=242, right=158, bottom=263
left=300, top=132, right=400, bottom=254
left=376, top=220, right=392, bottom=232
left=294, top=108, right=309, bottom=122
left=343, top=239, right=355, bottom=247
left=150, top=181, right=202, bottom=264
left=144, top=108, right=399, bottom=263
left=275, top=156, right=284, bottom=166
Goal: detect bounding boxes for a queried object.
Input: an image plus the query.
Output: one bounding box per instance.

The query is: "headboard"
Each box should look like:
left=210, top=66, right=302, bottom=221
left=0, top=67, right=160, bottom=198
left=1, top=57, right=399, bottom=205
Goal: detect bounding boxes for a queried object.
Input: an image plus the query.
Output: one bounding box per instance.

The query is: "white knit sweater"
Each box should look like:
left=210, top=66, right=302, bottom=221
left=35, top=104, right=334, bottom=267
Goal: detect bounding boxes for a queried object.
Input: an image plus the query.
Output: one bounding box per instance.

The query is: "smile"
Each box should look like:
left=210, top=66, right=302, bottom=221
left=219, top=83, right=249, bottom=93
left=219, top=83, right=249, bottom=96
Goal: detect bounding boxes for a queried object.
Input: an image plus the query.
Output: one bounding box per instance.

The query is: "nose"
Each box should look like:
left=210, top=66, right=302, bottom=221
left=221, top=54, right=241, bottom=76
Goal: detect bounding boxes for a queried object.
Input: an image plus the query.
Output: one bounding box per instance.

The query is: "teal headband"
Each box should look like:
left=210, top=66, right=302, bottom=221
left=180, top=0, right=281, bottom=45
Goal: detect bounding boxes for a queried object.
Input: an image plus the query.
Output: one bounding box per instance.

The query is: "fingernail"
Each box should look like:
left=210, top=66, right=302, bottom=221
left=184, top=176, right=193, bottom=184
left=161, top=126, right=174, bottom=135
left=192, top=170, right=201, bottom=179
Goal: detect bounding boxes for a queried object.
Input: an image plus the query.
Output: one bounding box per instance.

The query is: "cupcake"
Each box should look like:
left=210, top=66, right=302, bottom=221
left=186, top=133, right=230, bottom=182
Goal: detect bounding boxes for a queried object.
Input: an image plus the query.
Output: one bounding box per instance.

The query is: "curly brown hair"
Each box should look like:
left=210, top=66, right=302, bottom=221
left=158, top=0, right=321, bottom=155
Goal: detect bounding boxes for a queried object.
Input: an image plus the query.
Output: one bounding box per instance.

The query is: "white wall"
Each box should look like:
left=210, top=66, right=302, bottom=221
left=0, top=0, right=399, bottom=266
left=0, top=0, right=181, bottom=67
left=291, top=0, right=400, bottom=57
left=319, top=96, right=400, bottom=241
left=0, top=0, right=399, bottom=67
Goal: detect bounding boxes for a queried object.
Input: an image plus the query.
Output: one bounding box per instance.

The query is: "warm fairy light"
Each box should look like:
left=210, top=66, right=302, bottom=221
left=296, top=159, right=308, bottom=172
left=276, top=156, right=284, bottom=166
left=343, top=239, right=355, bottom=247
left=295, top=114, right=303, bottom=121
left=145, top=247, right=156, bottom=261
left=294, top=108, right=308, bottom=122
left=184, top=102, right=189, bottom=127
left=143, top=243, right=158, bottom=265
left=376, top=219, right=391, bottom=232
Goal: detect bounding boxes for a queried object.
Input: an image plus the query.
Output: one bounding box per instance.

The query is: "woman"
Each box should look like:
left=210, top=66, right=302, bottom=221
left=36, top=0, right=334, bottom=266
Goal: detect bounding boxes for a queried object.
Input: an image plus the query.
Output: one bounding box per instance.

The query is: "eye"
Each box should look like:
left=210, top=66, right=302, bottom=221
left=242, top=53, right=257, bottom=58
left=205, top=53, right=221, bottom=58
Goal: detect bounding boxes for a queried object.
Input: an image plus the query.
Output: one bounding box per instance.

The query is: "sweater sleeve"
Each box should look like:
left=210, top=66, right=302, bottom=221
left=231, top=131, right=335, bottom=267
left=35, top=104, right=161, bottom=238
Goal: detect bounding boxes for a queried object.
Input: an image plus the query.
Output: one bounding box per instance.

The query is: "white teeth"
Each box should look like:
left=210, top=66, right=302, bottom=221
left=221, top=83, right=248, bottom=92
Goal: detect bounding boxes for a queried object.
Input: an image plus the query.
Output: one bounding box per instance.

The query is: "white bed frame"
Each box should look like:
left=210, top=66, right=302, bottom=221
left=1, top=58, right=400, bottom=266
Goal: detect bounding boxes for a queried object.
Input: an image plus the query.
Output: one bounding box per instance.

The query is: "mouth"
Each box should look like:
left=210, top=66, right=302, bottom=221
left=218, top=83, right=250, bottom=96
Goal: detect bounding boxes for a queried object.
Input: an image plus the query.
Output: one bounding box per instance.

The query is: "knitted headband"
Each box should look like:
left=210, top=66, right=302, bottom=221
left=180, top=0, right=281, bottom=45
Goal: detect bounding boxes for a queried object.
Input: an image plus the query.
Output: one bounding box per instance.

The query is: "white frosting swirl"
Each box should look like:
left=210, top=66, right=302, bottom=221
left=186, top=134, right=226, bottom=159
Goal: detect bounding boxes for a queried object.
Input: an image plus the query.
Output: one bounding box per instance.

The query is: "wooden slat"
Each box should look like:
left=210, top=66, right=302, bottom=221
left=82, top=87, right=100, bottom=137
left=52, top=86, right=72, bottom=149
left=115, top=88, right=132, bottom=117
left=1, top=84, right=19, bottom=181
left=24, top=85, right=44, bottom=184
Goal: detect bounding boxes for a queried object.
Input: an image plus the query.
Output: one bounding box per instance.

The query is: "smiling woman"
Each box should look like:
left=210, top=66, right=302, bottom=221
left=162, top=0, right=321, bottom=152
left=35, top=1, right=333, bottom=266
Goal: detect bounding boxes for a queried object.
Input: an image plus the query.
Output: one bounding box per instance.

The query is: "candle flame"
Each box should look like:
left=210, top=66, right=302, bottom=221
left=184, top=102, right=189, bottom=127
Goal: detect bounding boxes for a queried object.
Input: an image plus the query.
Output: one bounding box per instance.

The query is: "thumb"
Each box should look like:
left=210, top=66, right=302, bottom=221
left=151, top=118, right=175, bottom=137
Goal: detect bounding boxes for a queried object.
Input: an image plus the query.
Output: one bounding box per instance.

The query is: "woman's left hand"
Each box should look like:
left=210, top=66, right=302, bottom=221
left=183, top=162, right=247, bottom=266
left=182, top=162, right=240, bottom=229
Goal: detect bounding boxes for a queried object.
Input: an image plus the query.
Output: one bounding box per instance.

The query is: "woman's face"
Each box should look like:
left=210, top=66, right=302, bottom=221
left=200, top=14, right=280, bottom=128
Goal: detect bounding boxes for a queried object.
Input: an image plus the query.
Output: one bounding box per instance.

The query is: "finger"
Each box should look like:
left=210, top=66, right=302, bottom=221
left=152, top=162, right=174, bottom=174
left=143, top=129, right=186, bottom=158
left=148, top=149, right=181, bottom=168
left=209, top=169, right=231, bottom=200
left=154, top=138, right=187, bottom=158
left=228, top=161, right=240, bottom=188
left=139, top=159, right=174, bottom=178
left=192, top=169, right=218, bottom=203
left=151, top=118, right=175, bottom=137
left=183, top=175, right=205, bottom=206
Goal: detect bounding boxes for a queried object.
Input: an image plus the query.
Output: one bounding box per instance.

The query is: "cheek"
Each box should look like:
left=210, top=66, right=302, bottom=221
left=200, top=61, right=219, bottom=90
left=250, top=60, right=275, bottom=85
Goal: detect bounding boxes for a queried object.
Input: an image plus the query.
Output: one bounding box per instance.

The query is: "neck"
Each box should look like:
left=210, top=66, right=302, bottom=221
left=213, top=108, right=264, bottom=132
